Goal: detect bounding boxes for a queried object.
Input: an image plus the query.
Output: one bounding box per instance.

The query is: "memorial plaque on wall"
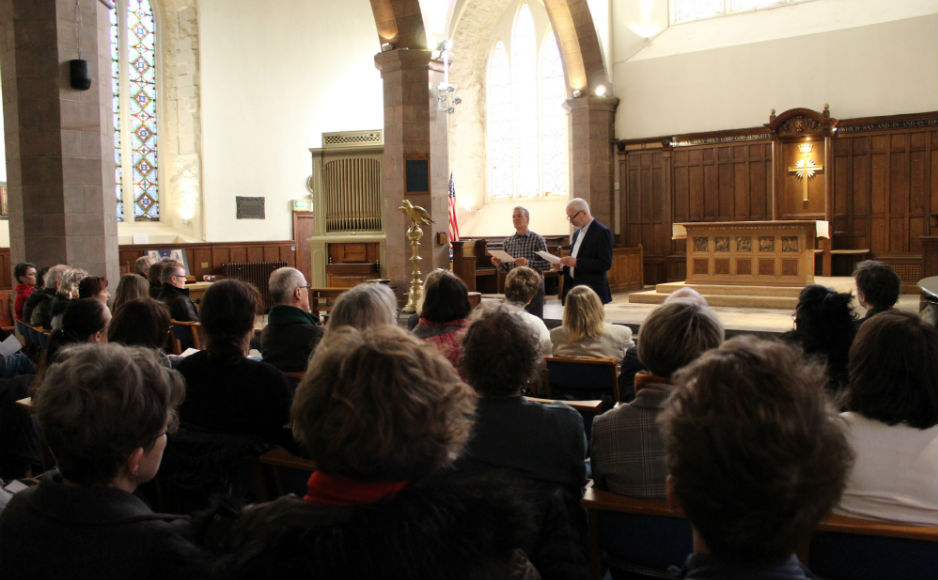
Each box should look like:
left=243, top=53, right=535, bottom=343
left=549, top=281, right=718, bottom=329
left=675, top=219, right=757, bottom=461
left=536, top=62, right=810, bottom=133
left=236, top=196, right=265, bottom=219
left=405, top=159, right=429, bottom=193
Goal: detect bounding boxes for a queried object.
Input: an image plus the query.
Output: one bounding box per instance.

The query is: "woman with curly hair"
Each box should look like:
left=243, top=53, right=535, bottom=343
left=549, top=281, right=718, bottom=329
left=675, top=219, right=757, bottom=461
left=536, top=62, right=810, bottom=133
left=212, top=325, right=538, bottom=578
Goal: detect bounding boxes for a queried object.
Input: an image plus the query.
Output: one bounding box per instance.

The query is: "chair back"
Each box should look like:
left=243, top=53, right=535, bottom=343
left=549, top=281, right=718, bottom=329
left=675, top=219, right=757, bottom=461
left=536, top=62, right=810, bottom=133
left=169, top=319, right=204, bottom=354
left=582, top=482, right=691, bottom=579
left=805, top=514, right=938, bottom=580
left=526, top=396, right=604, bottom=443
left=249, top=447, right=317, bottom=501
left=543, top=356, right=620, bottom=409
left=583, top=481, right=938, bottom=580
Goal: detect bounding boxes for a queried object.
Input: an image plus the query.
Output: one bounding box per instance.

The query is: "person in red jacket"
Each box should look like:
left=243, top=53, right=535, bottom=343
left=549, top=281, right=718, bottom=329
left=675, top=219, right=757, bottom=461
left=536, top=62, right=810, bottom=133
left=12, top=262, right=37, bottom=320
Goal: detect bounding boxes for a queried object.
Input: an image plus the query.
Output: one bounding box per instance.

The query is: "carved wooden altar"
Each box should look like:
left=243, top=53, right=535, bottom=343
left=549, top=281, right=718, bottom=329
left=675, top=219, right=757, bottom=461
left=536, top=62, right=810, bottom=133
left=673, top=220, right=829, bottom=286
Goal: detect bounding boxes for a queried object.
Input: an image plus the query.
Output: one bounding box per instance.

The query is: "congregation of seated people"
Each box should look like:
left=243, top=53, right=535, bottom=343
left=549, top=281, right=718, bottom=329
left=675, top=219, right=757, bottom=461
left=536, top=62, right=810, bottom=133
left=0, top=258, right=935, bottom=579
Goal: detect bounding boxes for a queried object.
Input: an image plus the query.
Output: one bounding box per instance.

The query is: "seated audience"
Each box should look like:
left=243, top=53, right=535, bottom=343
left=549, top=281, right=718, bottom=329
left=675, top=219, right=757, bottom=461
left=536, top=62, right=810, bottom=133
left=853, top=260, right=901, bottom=328
left=618, top=287, right=709, bottom=402
left=413, top=269, right=472, bottom=366
left=504, top=266, right=552, bottom=355
left=157, top=260, right=199, bottom=322
left=591, top=300, right=724, bottom=501
left=837, top=310, right=938, bottom=525
left=107, top=298, right=173, bottom=353
left=458, top=302, right=586, bottom=500
left=12, top=262, right=36, bottom=320
left=260, top=267, right=323, bottom=372
left=0, top=343, right=205, bottom=577
left=661, top=336, right=853, bottom=579
left=550, top=285, right=632, bottom=359
left=78, top=275, right=110, bottom=305
left=27, top=264, right=69, bottom=328
left=43, top=298, right=111, bottom=367
left=457, top=302, right=590, bottom=579
left=110, top=273, right=151, bottom=315
left=49, top=268, right=88, bottom=331
left=147, top=260, right=164, bottom=299
left=135, top=255, right=154, bottom=279
left=781, top=284, right=856, bottom=395
left=325, top=281, right=398, bottom=334
left=176, top=280, right=292, bottom=445
left=212, top=325, right=536, bottom=579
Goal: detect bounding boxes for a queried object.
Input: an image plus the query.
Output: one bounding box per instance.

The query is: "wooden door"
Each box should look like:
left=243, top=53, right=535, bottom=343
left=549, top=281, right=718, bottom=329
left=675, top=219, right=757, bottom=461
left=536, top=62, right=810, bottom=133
left=293, top=211, right=315, bottom=285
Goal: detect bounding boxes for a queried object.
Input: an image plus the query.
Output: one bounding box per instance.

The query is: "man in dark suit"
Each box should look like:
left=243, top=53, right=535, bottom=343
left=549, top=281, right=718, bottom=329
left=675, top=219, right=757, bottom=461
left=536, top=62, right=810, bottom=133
left=553, top=198, right=613, bottom=304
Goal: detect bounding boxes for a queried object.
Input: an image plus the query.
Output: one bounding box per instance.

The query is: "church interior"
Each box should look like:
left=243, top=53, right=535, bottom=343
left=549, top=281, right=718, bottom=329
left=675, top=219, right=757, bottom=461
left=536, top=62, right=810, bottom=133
left=0, top=1, right=936, bottom=577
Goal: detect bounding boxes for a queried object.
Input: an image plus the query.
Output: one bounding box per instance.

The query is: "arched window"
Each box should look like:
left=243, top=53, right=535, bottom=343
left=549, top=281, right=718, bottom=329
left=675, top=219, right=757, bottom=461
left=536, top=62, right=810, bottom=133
left=111, top=0, right=159, bottom=222
left=485, top=0, right=568, bottom=201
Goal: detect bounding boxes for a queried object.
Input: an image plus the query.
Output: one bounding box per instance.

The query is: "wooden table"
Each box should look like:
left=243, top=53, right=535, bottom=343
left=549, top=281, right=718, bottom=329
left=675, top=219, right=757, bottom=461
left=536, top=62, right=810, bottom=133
left=673, top=220, right=829, bottom=286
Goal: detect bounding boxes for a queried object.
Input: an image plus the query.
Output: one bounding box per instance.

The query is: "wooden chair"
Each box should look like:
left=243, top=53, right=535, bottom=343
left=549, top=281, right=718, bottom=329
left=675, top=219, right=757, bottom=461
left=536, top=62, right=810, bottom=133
left=583, top=481, right=938, bottom=580
left=527, top=396, right=605, bottom=443
left=804, top=513, right=938, bottom=580
left=582, top=481, right=690, bottom=580
left=169, top=319, right=204, bottom=354
left=541, top=356, right=621, bottom=407
left=249, top=447, right=317, bottom=501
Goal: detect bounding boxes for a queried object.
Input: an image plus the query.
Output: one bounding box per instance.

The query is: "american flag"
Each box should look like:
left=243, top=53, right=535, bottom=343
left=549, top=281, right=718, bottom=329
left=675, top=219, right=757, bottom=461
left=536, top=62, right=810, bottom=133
left=447, top=172, right=460, bottom=242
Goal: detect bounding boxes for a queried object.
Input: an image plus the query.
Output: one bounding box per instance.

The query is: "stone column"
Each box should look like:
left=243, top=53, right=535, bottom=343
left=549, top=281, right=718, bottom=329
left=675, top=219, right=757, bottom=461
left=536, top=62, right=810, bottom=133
left=0, top=0, right=119, bottom=283
left=375, top=48, right=438, bottom=301
left=567, top=96, right=619, bottom=228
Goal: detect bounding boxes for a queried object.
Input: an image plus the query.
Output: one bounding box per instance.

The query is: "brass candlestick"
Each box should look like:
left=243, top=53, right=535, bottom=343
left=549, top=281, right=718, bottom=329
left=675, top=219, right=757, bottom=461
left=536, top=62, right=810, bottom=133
left=399, top=199, right=433, bottom=313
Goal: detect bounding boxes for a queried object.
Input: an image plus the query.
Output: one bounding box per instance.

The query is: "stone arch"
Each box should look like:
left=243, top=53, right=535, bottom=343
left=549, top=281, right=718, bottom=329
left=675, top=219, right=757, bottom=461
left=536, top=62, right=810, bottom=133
left=369, top=0, right=428, bottom=49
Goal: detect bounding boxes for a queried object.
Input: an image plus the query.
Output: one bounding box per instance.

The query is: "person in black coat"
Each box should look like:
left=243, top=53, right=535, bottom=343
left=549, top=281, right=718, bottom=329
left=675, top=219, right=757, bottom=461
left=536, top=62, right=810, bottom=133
left=157, top=260, right=199, bottom=322
left=0, top=344, right=206, bottom=578
left=260, top=267, right=323, bottom=373
left=554, top=198, right=613, bottom=305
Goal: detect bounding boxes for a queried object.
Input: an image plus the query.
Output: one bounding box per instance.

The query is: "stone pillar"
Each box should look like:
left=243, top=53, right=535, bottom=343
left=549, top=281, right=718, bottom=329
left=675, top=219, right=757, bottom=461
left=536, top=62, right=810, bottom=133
left=567, top=96, right=619, bottom=228
left=0, top=0, right=119, bottom=283
left=375, top=48, right=437, bottom=300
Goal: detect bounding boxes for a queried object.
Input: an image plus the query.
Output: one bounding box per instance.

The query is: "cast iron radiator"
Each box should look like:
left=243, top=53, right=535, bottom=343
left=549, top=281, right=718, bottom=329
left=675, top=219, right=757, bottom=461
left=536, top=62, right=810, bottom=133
left=220, top=261, right=286, bottom=311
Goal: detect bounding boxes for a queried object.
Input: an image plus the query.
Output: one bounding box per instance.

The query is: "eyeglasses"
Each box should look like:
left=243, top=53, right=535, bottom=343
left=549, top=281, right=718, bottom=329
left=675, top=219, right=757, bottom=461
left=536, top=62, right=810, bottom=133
left=172, top=273, right=186, bottom=279
left=567, top=210, right=583, bottom=222
left=297, top=284, right=310, bottom=290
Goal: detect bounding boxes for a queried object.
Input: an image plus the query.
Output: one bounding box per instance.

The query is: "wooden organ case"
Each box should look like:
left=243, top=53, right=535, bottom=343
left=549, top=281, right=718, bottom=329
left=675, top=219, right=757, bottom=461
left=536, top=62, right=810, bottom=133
left=306, top=130, right=386, bottom=287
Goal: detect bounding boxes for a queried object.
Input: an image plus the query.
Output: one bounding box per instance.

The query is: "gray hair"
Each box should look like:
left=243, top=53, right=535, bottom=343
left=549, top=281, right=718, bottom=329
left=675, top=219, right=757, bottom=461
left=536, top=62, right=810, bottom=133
left=269, top=267, right=307, bottom=305
left=326, top=283, right=397, bottom=332
left=58, top=268, right=89, bottom=298
left=45, top=264, right=70, bottom=290
left=513, top=206, right=530, bottom=219
left=134, top=255, right=154, bottom=277
left=566, top=197, right=589, bottom=213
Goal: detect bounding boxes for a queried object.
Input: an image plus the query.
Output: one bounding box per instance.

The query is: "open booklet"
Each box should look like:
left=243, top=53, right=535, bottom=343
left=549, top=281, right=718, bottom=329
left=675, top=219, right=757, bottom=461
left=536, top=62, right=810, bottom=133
left=535, top=250, right=562, bottom=264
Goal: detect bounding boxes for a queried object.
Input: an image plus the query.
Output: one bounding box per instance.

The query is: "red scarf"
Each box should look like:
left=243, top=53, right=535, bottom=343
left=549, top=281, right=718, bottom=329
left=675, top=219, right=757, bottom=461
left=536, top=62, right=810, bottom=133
left=304, top=471, right=408, bottom=506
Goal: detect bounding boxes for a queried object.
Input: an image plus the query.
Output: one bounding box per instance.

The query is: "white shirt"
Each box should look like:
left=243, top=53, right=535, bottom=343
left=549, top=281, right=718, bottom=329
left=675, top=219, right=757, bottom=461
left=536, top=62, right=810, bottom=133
left=569, top=218, right=593, bottom=280
left=519, top=309, right=552, bottom=356
left=836, top=411, right=938, bottom=525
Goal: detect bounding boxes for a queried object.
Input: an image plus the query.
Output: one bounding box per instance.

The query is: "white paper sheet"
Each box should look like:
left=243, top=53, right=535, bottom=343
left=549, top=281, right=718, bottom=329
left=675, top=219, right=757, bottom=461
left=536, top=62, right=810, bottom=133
left=535, top=250, right=562, bottom=264
left=487, top=249, right=516, bottom=263
left=0, top=334, right=23, bottom=356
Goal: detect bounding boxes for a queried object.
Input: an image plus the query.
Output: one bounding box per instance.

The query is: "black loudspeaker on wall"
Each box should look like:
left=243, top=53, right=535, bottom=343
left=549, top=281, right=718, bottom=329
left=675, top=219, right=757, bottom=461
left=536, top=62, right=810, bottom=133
left=69, top=59, right=92, bottom=91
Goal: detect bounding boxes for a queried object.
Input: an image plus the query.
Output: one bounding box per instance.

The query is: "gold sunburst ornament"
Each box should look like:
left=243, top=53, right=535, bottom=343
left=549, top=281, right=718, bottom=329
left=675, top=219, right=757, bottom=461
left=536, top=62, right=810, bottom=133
left=788, top=143, right=824, bottom=202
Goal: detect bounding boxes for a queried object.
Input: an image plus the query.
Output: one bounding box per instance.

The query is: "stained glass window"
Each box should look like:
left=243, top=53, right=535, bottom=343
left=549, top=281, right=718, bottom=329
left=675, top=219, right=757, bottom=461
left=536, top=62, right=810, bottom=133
left=485, top=1, right=569, bottom=201
left=111, top=0, right=159, bottom=222
left=539, top=30, right=567, bottom=197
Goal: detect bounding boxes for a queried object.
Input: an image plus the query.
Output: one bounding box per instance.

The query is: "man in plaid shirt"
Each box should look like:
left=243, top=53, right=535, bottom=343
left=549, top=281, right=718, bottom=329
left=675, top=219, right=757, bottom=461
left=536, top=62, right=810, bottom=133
left=490, top=206, right=549, bottom=318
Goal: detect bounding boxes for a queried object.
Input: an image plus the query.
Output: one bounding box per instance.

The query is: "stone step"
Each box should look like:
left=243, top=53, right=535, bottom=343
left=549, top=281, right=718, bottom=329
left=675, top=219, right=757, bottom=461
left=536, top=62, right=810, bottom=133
left=653, top=282, right=805, bottom=297
left=628, top=289, right=799, bottom=310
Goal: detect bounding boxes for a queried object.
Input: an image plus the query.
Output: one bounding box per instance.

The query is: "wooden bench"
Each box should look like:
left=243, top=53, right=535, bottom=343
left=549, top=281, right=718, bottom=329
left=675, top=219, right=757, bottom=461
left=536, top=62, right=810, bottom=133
left=583, top=482, right=938, bottom=580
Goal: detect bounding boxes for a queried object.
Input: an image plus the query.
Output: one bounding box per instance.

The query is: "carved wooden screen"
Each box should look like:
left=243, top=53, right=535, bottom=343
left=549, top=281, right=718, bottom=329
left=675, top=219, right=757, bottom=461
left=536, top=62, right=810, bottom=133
left=323, top=158, right=382, bottom=233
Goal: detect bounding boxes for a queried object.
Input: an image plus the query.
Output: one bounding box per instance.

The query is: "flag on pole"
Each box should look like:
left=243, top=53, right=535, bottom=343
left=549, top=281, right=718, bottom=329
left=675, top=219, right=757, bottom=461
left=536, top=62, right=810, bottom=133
left=447, top=172, right=460, bottom=242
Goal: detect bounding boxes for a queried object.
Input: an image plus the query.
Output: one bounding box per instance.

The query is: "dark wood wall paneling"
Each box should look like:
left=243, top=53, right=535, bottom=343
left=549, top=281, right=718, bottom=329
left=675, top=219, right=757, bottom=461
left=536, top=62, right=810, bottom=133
left=117, top=241, right=296, bottom=283
left=0, top=242, right=295, bottom=290
left=619, top=112, right=938, bottom=286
